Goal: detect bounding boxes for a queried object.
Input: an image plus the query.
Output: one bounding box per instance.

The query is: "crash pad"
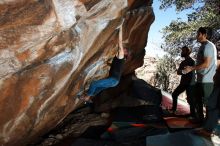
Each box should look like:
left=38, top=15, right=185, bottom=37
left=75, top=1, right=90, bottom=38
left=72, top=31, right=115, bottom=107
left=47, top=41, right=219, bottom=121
left=161, top=91, right=190, bottom=115
left=101, top=121, right=168, bottom=142
left=101, top=106, right=168, bottom=141
left=71, top=138, right=119, bottom=146
left=164, top=117, right=200, bottom=129
left=112, top=105, right=163, bottom=123
left=146, top=130, right=219, bottom=146
left=132, top=79, right=162, bottom=106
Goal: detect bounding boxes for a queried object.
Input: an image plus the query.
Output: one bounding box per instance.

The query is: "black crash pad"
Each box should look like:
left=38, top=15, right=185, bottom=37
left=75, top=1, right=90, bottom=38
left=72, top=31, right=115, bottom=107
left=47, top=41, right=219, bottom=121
left=112, top=105, right=164, bottom=123
left=132, top=79, right=162, bottom=105
left=71, top=138, right=119, bottom=146
left=146, top=130, right=217, bottom=146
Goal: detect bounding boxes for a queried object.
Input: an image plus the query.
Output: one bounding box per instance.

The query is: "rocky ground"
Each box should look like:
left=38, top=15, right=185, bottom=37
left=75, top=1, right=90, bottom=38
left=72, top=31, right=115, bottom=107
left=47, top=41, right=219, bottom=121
left=29, top=104, right=151, bottom=146
left=29, top=106, right=109, bottom=146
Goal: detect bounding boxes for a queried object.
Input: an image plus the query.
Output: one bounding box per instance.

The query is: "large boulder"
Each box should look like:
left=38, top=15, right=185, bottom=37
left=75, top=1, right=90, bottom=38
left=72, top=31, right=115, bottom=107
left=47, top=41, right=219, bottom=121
left=0, top=0, right=154, bottom=145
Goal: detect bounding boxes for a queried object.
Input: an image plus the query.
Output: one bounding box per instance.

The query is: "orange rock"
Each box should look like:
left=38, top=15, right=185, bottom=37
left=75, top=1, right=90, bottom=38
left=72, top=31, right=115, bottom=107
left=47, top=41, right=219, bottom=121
left=0, top=0, right=154, bottom=145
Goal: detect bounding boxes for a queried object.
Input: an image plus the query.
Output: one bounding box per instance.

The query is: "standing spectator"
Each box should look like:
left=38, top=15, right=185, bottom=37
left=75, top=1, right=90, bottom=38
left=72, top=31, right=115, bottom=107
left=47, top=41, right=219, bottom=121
left=169, top=46, right=196, bottom=117
left=184, top=27, right=217, bottom=123
left=193, top=63, right=220, bottom=137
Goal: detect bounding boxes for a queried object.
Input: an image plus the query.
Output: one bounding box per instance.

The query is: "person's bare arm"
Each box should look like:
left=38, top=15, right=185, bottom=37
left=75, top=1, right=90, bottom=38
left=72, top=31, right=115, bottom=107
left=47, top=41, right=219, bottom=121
left=217, top=60, right=220, bottom=68
left=117, top=25, right=125, bottom=59
left=184, top=56, right=211, bottom=73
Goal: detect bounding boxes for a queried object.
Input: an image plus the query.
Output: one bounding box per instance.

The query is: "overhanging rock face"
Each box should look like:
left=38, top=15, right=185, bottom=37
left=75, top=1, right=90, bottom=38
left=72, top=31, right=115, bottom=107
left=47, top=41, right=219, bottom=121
left=0, top=0, right=154, bottom=145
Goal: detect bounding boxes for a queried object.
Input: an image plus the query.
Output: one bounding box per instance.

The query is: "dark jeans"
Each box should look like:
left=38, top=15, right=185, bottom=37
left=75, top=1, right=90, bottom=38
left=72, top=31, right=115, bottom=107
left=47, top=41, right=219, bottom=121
left=172, top=84, right=195, bottom=116
left=87, top=77, right=119, bottom=96
left=194, top=83, right=214, bottom=122
left=187, top=85, right=196, bottom=117
left=204, top=86, right=220, bottom=131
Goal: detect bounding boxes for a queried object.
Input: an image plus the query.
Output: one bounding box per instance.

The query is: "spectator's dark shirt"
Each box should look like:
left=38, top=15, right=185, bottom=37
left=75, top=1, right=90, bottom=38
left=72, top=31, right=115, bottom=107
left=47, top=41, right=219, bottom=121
left=179, top=57, right=195, bottom=85
left=109, top=57, right=125, bottom=79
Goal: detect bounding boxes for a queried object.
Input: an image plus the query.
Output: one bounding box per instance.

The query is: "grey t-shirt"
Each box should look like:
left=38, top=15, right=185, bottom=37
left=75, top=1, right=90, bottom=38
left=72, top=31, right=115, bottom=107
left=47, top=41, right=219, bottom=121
left=196, top=40, right=217, bottom=83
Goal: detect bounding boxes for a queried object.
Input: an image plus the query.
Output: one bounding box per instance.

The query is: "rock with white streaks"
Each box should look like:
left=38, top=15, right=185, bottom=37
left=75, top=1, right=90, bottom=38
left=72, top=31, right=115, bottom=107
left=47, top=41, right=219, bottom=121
left=0, top=0, right=154, bottom=145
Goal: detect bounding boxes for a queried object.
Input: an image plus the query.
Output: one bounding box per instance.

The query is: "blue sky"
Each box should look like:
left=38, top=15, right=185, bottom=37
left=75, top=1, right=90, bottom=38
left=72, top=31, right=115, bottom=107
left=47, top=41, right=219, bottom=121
left=145, top=0, right=192, bottom=57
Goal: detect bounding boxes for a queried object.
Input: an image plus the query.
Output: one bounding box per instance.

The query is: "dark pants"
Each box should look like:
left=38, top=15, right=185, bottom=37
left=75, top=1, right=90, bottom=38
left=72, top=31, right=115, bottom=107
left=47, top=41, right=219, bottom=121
left=204, top=86, right=220, bottom=131
left=187, top=85, right=196, bottom=117
left=172, top=84, right=195, bottom=116
left=194, top=83, right=214, bottom=122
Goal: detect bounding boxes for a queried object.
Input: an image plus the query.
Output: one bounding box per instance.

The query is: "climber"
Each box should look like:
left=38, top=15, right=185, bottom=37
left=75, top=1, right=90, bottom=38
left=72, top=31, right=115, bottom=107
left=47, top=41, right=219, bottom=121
left=79, top=25, right=130, bottom=103
left=169, top=46, right=196, bottom=117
